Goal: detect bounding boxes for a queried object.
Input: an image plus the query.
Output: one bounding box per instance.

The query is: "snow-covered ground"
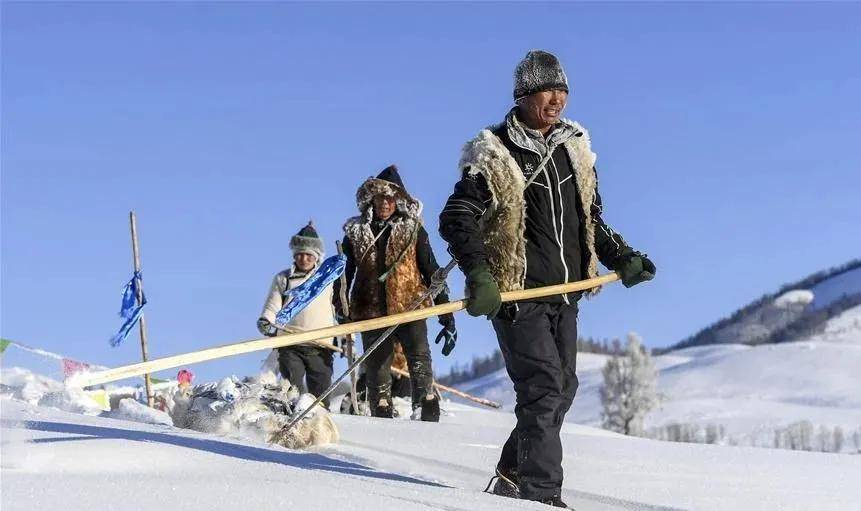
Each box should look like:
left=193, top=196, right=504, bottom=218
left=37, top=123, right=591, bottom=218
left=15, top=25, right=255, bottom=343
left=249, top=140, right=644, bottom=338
left=3, top=391, right=860, bottom=511
left=459, top=305, right=861, bottom=448
left=2, top=293, right=859, bottom=510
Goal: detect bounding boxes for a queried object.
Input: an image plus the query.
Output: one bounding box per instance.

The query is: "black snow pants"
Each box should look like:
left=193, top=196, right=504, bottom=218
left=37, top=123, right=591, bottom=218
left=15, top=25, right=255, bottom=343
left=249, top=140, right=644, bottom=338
left=278, top=345, right=334, bottom=408
left=361, top=319, right=434, bottom=411
left=491, top=301, right=579, bottom=501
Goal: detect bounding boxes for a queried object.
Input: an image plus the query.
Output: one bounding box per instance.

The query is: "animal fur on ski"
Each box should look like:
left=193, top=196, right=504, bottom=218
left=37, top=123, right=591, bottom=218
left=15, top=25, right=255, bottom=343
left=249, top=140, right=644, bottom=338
left=169, top=378, right=339, bottom=450
left=344, top=177, right=432, bottom=320
left=458, top=120, right=603, bottom=296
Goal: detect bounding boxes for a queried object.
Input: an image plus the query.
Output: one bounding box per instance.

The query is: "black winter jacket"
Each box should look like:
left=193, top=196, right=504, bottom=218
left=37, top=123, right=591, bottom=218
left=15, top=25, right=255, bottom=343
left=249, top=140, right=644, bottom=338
left=439, top=123, right=631, bottom=303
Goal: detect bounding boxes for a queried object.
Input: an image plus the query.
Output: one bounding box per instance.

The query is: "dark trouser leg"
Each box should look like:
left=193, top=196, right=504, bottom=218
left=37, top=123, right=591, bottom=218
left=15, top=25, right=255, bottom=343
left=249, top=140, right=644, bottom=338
left=553, top=304, right=580, bottom=421
left=491, top=302, right=579, bottom=501
left=301, top=346, right=334, bottom=409
left=361, top=328, right=395, bottom=412
left=397, top=320, right=435, bottom=405
left=278, top=347, right=307, bottom=394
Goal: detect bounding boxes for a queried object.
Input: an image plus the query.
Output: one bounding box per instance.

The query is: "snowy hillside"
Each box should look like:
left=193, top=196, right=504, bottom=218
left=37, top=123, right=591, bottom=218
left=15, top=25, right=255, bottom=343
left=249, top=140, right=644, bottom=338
left=458, top=305, right=861, bottom=449
left=669, top=260, right=861, bottom=349
left=3, top=389, right=861, bottom=511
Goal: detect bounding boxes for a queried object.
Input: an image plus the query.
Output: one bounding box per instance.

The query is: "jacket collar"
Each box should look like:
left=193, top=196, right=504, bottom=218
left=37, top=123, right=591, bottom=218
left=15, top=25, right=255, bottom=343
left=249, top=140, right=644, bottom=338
left=505, top=107, right=581, bottom=157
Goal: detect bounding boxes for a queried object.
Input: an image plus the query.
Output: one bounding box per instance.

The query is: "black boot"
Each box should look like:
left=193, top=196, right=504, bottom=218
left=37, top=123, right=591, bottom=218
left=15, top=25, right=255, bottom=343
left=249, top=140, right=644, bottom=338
left=372, top=398, right=393, bottom=418
left=420, top=396, right=440, bottom=422
left=537, top=495, right=572, bottom=509
left=483, top=466, right=519, bottom=499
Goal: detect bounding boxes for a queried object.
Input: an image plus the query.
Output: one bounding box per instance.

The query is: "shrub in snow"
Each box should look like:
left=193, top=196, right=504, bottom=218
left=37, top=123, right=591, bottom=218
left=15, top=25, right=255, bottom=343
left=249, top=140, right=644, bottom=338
left=600, top=332, right=658, bottom=436
left=647, top=423, right=727, bottom=445
left=771, top=422, right=852, bottom=453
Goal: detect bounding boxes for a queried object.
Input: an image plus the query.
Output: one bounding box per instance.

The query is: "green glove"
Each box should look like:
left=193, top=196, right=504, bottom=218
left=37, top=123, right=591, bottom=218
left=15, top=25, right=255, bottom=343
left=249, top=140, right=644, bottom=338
left=465, top=265, right=502, bottom=319
left=615, top=252, right=656, bottom=288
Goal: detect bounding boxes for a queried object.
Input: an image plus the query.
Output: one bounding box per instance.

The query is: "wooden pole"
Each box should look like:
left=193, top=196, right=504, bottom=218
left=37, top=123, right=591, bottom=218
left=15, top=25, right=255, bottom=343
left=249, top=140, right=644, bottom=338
left=72, top=272, right=620, bottom=388
left=335, top=240, right=360, bottom=415
left=129, top=211, right=154, bottom=407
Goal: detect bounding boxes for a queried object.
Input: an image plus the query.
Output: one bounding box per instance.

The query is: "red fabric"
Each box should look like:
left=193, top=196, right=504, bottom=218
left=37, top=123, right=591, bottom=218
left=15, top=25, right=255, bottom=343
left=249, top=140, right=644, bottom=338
left=62, top=358, right=91, bottom=378
left=177, top=369, right=194, bottom=385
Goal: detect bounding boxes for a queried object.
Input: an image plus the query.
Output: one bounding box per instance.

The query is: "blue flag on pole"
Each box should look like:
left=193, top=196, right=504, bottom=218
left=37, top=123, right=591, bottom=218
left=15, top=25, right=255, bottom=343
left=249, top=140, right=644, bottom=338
left=110, top=271, right=146, bottom=347
left=276, top=255, right=346, bottom=326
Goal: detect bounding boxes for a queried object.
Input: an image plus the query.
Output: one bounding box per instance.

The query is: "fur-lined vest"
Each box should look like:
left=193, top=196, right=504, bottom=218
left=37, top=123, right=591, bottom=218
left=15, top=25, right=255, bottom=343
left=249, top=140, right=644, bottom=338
left=457, top=120, right=603, bottom=296
left=344, top=217, right=432, bottom=320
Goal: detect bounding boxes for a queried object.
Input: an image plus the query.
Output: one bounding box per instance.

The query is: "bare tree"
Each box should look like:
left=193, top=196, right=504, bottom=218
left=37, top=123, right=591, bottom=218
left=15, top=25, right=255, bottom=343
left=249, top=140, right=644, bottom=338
left=600, top=332, right=659, bottom=436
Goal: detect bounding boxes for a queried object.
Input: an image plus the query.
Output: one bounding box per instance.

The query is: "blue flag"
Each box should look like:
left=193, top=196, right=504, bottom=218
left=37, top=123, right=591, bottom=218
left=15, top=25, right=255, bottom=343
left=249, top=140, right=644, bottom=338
left=110, top=271, right=146, bottom=347
left=276, top=255, right=346, bottom=326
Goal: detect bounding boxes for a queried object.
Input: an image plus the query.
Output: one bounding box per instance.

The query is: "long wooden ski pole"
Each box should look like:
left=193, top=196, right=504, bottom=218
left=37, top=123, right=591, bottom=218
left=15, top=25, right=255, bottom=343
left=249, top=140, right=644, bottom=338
left=71, top=272, right=620, bottom=388
left=129, top=211, right=154, bottom=407
left=335, top=241, right=360, bottom=415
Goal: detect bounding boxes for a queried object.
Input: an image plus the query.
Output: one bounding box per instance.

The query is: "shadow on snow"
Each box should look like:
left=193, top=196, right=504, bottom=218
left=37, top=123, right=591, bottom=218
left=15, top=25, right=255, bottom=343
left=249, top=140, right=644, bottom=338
left=4, top=419, right=448, bottom=489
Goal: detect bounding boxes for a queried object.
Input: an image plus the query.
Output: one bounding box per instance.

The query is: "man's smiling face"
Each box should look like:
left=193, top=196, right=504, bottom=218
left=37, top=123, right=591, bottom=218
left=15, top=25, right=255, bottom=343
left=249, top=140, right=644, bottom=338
left=517, top=89, right=568, bottom=132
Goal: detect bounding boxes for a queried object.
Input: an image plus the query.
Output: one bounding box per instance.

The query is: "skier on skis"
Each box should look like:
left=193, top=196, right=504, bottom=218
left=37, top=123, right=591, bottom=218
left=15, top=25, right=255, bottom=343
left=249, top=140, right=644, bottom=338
left=334, top=165, right=455, bottom=421
left=257, top=221, right=338, bottom=408
left=438, top=50, right=655, bottom=508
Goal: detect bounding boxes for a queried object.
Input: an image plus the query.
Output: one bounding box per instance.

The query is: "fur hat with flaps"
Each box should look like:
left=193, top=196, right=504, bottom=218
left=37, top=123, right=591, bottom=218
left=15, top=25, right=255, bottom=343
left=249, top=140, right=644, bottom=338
left=290, top=220, right=325, bottom=260
left=513, top=50, right=569, bottom=100
left=355, top=165, right=423, bottom=220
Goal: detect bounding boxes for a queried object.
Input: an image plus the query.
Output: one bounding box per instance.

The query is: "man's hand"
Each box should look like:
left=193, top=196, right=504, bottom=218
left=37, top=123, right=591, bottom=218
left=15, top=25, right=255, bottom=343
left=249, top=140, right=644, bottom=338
left=257, top=317, right=278, bottom=337
left=465, top=265, right=502, bottom=319
left=615, top=252, right=656, bottom=288
left=435, top=314, right=458, bottom=356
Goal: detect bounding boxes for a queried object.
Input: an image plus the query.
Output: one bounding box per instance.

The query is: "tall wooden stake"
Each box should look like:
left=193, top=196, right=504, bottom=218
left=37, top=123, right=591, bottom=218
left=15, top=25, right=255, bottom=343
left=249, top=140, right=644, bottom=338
left=129, top=211, right=154, bottom=407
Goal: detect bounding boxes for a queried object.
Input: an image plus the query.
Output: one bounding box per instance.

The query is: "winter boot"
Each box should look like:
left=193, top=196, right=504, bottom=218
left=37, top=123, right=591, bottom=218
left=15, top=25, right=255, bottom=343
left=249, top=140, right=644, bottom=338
left=420, top=395, right=440, bottom=422
left=537, top=495, right=573, bottom=509
left=483, top=466, right=519, bottom=499
left=372, top=398, right=393, bottom=419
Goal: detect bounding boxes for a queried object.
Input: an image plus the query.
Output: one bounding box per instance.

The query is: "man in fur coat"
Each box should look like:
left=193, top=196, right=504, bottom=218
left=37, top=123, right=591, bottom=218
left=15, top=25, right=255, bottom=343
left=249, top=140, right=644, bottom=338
left=257, top=222, right=337, bottom=408
left=439, top=50, right=655, bottom=508
left=335, top=165, right=456, bottom=422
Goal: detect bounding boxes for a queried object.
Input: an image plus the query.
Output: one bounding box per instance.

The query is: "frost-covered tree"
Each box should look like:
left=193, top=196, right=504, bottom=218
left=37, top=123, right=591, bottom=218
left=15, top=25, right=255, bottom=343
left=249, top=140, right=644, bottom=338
left=833, top=427, right=844, bottom=453
left=600, top=332, right=659, bottom=436
left=816, top=425, right=832, bottom=452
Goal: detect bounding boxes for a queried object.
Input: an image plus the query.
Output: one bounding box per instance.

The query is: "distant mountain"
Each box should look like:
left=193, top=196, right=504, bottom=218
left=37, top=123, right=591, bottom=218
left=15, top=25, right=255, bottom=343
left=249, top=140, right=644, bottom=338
left=660, top=259, right=861, bottom=353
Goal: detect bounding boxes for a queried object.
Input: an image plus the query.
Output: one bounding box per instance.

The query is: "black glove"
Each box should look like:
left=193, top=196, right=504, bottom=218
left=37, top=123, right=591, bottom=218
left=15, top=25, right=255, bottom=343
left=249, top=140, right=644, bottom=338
left=615, top=251, right=656, bottom=288
left=257, top=317, right=277, bottom=337
left=465, top=264, right=502, bottom=319
left=434, top=323, right=458, bottom=357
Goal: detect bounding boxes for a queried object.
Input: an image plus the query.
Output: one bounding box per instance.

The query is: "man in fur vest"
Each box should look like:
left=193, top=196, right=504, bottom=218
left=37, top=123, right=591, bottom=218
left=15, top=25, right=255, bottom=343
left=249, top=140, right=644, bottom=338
left=257, top=221, right=337, bottom=408
left=335, top=165, right=456, bottom=422
left=439, top=50, right=655, bottom=508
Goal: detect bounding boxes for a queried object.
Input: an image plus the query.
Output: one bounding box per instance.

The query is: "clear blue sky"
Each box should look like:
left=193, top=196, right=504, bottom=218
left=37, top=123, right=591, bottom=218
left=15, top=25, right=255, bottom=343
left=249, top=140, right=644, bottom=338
left=2, top=2, right=859, bottom=384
